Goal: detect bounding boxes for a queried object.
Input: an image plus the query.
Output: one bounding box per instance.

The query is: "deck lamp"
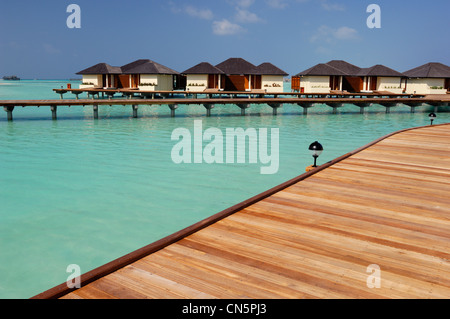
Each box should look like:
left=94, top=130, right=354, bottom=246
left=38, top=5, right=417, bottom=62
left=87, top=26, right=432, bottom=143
left=429, top=112, right=436, bottom=125
left=309, top=141, right=323, bottom=167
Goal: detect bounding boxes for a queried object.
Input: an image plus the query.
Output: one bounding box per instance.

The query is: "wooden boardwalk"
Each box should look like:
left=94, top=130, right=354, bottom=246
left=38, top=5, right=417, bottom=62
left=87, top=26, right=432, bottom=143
left=38, top=124, right=450, bottom=299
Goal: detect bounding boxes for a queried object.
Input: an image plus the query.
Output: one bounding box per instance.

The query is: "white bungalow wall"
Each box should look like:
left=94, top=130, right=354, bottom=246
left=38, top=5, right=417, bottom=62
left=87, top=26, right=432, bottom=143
left=405, top=78, right=446, bottom=94
left=376, top=77, right=404, bottom=94
left=186, top=74, right=208, bottom=92
left=300, top=76, right=330, bottom=93
left=80, top=74, right=101, bottom=89
left=138, top=74, right=174, bottom=91
left=261, top=75, right=284, bottom=93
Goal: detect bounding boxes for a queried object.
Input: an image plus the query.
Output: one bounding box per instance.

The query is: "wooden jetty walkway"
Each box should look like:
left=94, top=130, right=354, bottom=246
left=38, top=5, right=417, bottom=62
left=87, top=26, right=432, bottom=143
left=2, top=94, right=449, bottom=121
left=34, top=123, right=450, bottom=299
left=52, top=87, right=424, bottom=100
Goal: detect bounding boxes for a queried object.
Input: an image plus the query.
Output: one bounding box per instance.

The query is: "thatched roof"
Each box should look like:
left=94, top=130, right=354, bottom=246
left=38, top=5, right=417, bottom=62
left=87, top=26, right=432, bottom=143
left=295, top=63, right=346, bottom=76
left=357, top=64, right=404, bottom=77
left=215, top=58, right=259, bottom=75
left=121, top=59, right=179, bottom=75
left=182, top=62, right=224, bottom=74
left=403, top=62, right=450, bottom=78
left=326, top=60, right=362, bottom=76
left=295, top=60, right=404, bottom=77
left=76, top=63, right=122, bottom=75
left=256, top=63, right=288, bottom=76
left=182, top=59, right=287, bottom=76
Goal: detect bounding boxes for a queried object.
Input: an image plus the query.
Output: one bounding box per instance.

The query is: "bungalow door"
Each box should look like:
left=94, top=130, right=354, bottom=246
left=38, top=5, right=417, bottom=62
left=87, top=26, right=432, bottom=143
left=131, top=74, right=140, bottom=88
left=225, top=75, right=246, bottom=91
left=251, top=75, right=261, bottom=90
left=343, top=76, right=364, bottom=93
left=208, top=74, right=218, bottom=89
left=118, top=75, right=130, bottom=88
left=101, top=75, right=114, bottom=88
left=369, top=76, right=378, bottom=91
left=329, top=76, right=340, bottom=91
left=291, top=76, right=300, bottom=91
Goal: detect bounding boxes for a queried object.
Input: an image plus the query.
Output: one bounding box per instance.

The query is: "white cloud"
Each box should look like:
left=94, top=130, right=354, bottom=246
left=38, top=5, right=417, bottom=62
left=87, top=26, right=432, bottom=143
left=212, top=19, right=244, bottom=35
left=321, top=1, right=345, bottom=11
left=310, top=25, right=358, bottom=43
left=233, top=0, right=255, bottom=8
left=185, top=6, right=214, bottom=20
left=334, top=26, right=358, bottom=40
left=235, top=8, right=263, bottom=23
left=266, top=0, right=309, bottom=9
left=266, top=0, right=288, bottom=9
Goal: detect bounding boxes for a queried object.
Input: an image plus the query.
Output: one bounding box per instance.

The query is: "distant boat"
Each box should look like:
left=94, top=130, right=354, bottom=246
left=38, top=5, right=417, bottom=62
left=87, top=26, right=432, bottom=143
left=3, top=75, right=20, bottom=80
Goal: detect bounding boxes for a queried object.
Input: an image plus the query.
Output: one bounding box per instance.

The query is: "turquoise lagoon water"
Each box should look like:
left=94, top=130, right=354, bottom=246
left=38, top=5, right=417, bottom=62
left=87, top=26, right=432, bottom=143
left=0, top=80, right=449, bottom=298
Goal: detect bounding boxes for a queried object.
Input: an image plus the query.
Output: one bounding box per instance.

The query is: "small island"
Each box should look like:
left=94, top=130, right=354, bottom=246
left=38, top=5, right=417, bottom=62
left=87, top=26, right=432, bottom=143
left=3, top=75, right=20, bottom=80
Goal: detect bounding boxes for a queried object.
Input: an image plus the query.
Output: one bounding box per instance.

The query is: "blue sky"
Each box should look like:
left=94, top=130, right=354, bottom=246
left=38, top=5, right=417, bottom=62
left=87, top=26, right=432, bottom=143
left=0, top=0, right=449, bottom=79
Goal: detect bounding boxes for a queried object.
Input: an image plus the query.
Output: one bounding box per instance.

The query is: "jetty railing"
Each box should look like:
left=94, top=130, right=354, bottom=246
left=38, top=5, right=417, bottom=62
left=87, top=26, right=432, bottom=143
left=53, top=87, right=424, bottom=100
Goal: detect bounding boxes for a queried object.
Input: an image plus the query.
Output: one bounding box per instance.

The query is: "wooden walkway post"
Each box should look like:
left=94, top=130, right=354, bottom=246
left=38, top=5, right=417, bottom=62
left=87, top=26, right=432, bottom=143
left=237, top=103, right=250, bottom=116
left=51, top=105, right=57, bottom=120
left=268, top=103, right=282, bottom=115
left=3, top=106, right=14, bottom=121
left=168, top=104, right=178, bottom=117
left=132, top=105, right=138, bottom=118
left=93, top=105, right=99, bottom=119
left=298, top=102, right=314, bottom=115
left=203, top=104, right=214, bottom=117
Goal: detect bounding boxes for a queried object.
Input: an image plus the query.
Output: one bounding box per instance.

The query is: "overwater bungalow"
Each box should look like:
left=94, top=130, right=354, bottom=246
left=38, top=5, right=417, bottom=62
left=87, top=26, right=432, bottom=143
left=291, top=63, right=346, bottom=93
left=182, top=62, right=225, bottom=92
left=182, top=58, right=287, bottom=93
left=215, top=58, right=260, bottom=92
left=120, top=59, right=180, bottom=91
left=256, top=62, right=289, bottom=93
left=292, top=60, right=405, bottom=94
left=403, top=62, right=450, bottom=94
left=356, top=64, right=406, bottom=94
left=76, top=59, right=181, bottom=91
left=76, top=63, right=122, bottom=89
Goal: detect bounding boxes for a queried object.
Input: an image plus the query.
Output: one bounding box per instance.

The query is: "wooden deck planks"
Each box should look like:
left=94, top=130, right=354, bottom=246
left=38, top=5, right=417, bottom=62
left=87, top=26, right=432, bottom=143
left=60, top=124, right=450, bottom=299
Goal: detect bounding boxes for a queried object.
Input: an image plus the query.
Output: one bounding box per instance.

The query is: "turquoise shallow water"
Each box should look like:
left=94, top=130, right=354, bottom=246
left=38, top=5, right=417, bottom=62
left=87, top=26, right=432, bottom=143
left=0, top=80, right=449, bottom=298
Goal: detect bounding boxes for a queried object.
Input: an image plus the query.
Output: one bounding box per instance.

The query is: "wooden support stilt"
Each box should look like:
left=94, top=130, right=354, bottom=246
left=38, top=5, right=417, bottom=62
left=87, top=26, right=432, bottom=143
left=353, top=102, right=371, bottom=114
left=203, top=104, right=214, bottom=117
left=132, top=105, right=138, bottom=118
left=4, top=106, right=14, bottom=121
left=327, top=102, right=345, bottom=114
left=93, top=105, right=99, bottom=119
left=298, top=102, right=314, bottom=115
left=237, top=103, right=250, bottom=116
left=168, top=104, right=178, bottom=117
left=269, top=103, right=281, bottom=115
left=51, top=105, right=57, bottom=120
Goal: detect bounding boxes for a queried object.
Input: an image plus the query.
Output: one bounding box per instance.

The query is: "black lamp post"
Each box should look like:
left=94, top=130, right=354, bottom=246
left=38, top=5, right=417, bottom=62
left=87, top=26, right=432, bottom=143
left=309, top=141, right=323, bottom=167
left=429, top=112, right=436, bottom=125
